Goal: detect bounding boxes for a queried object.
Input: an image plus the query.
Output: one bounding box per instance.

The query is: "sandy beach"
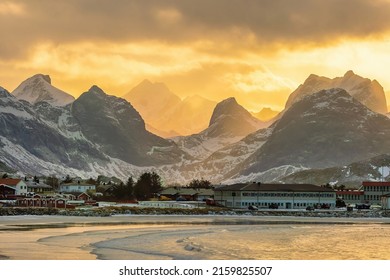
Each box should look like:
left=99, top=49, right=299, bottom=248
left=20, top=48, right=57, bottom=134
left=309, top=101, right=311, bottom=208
left=1, top=215, right=390, bottom=260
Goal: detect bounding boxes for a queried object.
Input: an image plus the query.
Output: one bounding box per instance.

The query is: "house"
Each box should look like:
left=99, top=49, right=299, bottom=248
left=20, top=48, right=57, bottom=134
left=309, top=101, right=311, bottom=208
left=336, top=189, right=364, bottom=205
left=362, top=181, right=390, bottom=204
left=159, top=187, right=214, bottom=201
left=160, top=187, right=180, bottom=200
left=214, top=182, right=336, bottom=209
left=177, top=188, right=198, bottom=201
left=0, top=178, right=28, bottom=196
left=26, top=181, right=54, bottom=195
left=196, top=188, right=214, bottom=201
left=0, top=184, right=16, bottom=198
left=16, top=195, right=73, bottom=208
left=96, top=184, right=115, bottom=196
left=60, top=182, right=96, bottom=194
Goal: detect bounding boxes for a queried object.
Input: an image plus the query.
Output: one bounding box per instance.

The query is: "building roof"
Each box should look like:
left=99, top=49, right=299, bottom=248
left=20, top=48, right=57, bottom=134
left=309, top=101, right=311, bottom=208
left=25, top=181, right=53, bottom=189
left=362, top=181, right=390, bottom=187
left=60, top=183, right=95, bottom=187
left=214, top=183, right=334, bottom=192
left=178, top=188, right=198, bottom=196
left=336, top=190, right=364, bottom=195
left=215, top=183, right=247, bottom=192
left=0, top=178, right=22, bottom=186
left=197, top=189, right=214, bottom=196
left=96, top=184, right=115, bottom=191
left=160, top=187, right=179, bottom=195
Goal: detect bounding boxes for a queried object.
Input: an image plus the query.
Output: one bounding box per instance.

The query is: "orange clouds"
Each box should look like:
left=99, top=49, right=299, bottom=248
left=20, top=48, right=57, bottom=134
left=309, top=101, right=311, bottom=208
left=1, top=0, right=390, bottom=111
left=0, top=2, right=25, bottom=15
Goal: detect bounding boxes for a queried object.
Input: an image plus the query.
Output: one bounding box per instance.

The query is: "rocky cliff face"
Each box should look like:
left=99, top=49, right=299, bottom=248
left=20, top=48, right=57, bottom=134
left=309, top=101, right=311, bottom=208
left=239, top=88, right=390, bottom=178
left=285, top=71, right=387, bottom=114
left=172, top=97, right=266, bottom=160
left=0, top=86, right=108, bottom=174
left=72, top=86, right=187, bottom=166
left=0, top=85, right=188, bottom=178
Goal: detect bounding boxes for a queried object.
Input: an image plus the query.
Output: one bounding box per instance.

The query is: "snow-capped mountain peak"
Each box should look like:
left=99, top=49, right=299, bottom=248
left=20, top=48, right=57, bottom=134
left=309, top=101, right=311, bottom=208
left=0, top=86, right=12, bottom=98
left=12, top=74, right=75, bottom=107
left=285, top=71, right=387, bottom=114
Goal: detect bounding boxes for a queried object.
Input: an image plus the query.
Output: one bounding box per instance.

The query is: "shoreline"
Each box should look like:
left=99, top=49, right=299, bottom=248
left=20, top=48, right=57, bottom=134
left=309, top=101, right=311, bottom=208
left=2, top=214, right=390, bottom=230
left=2, top=215, right=390, bottom=260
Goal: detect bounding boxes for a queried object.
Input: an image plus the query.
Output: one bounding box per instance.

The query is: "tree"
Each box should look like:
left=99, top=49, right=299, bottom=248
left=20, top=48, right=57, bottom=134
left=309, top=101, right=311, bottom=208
left=63, top=175, right=72, bottom=183
left=112, top=176, right=134, bottom=200
left=134, top=172, right=162, bottom=200
left=45, top=176, right=59, bottom=190
left=186, top=178, right=212, bottom=189
left=86, top=177, right=97, bottom=185
left=2, top=173, right=8, bottom=179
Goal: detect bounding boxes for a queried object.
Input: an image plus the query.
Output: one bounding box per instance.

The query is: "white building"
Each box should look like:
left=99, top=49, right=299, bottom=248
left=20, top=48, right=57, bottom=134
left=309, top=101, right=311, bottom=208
left=0, top=178, right=28, bottom=196
left=60, top=182, right=95, bottom=193
left=362, top=181, right=390, bottom=204
left=214, top=183, right=336, bottom=209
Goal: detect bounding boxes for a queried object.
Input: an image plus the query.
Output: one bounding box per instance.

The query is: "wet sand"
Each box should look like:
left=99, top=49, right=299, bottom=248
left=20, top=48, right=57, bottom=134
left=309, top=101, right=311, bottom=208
left=1, top=215, right=390, bottom=260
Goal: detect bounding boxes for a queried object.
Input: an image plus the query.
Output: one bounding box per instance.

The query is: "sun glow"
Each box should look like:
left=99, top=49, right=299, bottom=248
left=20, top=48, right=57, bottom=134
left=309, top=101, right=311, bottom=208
left=1, top=1, right=390, bottom=111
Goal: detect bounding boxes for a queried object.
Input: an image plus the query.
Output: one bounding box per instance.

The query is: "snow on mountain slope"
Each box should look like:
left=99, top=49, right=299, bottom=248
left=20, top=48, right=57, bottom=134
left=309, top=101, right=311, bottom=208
left=1, top=84, right=190, bottom=180
left=12, top=74, right=75, bottom=106
left=0, top=136, right=149, bottom=181
left=223, top=165, right=307, bottom=185
left=239, top=88, right=390, bottom=178
left=172, top=97, right=266, bottom=160
left=72, top=85, right=188, bottom=166
left=285, top=70, right=387, bottom=114
left=279, top=154, right=390, bottom=187
left=157, top=127, right=273, bottom=184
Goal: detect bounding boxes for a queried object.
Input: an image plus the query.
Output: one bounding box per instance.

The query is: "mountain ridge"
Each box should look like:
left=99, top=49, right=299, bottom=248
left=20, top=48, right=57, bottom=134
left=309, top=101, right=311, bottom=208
left=12, top=74, right=75, bottom=107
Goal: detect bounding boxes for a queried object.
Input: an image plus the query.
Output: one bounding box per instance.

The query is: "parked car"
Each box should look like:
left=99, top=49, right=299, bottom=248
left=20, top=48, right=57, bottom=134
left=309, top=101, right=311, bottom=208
left=306, top=205, right=315, bottom=211
left=269, top=203, right=279, bottom=209
left=248, top=205, right=258, bottom=210
left=320, top=203, right=330, bottom=209
left=355, top=203, right=371, bottom=210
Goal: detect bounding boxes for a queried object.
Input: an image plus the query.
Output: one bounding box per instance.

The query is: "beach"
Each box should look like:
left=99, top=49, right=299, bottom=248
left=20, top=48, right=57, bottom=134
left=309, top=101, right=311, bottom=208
left=1, top=215, right=390, bottom=260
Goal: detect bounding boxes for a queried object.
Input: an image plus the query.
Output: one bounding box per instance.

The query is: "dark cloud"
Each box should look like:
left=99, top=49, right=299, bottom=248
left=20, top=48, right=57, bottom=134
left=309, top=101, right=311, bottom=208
left=1, top=0, right=390, bottom=59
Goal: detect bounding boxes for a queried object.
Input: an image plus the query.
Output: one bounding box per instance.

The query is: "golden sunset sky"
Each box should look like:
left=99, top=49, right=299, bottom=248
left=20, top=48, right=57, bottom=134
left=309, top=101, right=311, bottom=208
left=1, top=0, right=390, bottom=112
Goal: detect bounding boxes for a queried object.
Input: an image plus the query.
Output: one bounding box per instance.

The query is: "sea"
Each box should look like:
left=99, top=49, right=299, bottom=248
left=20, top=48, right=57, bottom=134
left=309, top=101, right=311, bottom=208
left=1, top=217, right=390, bottom=260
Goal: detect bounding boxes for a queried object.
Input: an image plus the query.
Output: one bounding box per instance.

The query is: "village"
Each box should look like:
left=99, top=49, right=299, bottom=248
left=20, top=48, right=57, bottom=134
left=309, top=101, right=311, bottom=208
left=1, top=170, right=390, bottom=214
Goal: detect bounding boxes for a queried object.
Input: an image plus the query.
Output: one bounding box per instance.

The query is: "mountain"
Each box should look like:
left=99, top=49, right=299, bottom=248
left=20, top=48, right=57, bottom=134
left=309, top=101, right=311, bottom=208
left=123, top=80, right=216, bottom=137
left=0, top=86, right=108, bottom=175
left=172, top=97, right=266, bottom=160
left=159, top=95, right=216, bottom=136
left=207, top=97, right=265, bottom=138
left=165, top=127, right=273, bottom=184
left=280, top=154, right=390, bottom=187
left=72, top=85, right=186, bottom=166
left=12, top=74, right=75, bottom=106
left=237, top=88, right=390, bottom=180
left=123, top=79, right=181, bottom=123
left=0, top=84, right=188, bottom=179
left=253, top=107, right=279, bottom=121
left=285, top=71, right=387, bottom=114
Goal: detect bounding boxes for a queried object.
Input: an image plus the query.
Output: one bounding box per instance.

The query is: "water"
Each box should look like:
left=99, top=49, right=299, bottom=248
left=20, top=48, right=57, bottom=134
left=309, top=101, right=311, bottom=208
left=1, top=220, right=390, bottom=260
